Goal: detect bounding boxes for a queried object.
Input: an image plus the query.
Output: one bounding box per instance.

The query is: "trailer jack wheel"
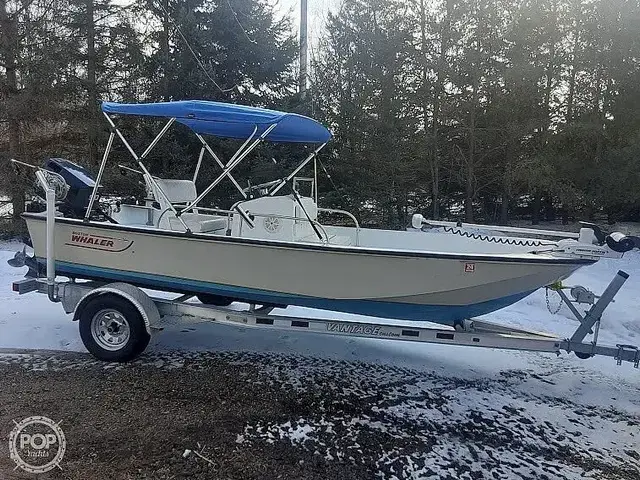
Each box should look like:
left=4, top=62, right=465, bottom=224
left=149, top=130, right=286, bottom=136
left=78, top=294, right=150, bottom=362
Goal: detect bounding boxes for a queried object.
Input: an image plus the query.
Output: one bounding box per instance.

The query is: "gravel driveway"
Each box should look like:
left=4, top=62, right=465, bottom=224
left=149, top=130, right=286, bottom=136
left=0, top=350, right=638, bottom=480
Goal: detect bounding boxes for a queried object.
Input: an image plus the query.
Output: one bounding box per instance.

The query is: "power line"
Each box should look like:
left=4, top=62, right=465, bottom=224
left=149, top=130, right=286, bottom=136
left=155, top=1, right=237, bottom=94
left=225, top=0, right=257, bottom=45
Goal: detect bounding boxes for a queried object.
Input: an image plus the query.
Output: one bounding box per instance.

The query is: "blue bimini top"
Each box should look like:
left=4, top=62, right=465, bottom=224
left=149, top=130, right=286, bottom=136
left=102, top=100, right=332, bottom=144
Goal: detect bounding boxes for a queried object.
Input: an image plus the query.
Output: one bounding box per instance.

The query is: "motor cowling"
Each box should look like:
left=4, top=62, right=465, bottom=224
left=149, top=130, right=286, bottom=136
left=577, top=223, right=639, bottom=254
left=606, top=232, right=640, bottom=253
left=44, top=158, right=97, bottom=218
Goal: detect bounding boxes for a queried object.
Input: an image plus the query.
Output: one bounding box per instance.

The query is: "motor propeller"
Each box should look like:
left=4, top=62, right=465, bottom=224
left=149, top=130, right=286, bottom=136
left=7, top=246, right=41, bottom=278
left=7, top=247, right=27, bottom=268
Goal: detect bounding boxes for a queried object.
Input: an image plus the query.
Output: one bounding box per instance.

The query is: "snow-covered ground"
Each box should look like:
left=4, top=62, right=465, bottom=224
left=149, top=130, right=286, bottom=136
left=1, top=240, right=639, bottom=479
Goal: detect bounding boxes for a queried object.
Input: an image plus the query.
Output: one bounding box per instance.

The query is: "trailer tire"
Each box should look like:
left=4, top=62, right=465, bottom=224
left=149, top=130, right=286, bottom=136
left=78, top=294, right=150, bottom=362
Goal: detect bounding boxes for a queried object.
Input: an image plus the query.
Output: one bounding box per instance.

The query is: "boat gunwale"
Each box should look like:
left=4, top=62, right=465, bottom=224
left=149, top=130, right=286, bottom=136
left=22, top=212, right=596, bottom=266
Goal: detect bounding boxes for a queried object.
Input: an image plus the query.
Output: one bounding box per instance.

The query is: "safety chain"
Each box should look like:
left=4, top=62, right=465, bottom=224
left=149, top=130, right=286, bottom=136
left=545, top=282, right=563, bottom=315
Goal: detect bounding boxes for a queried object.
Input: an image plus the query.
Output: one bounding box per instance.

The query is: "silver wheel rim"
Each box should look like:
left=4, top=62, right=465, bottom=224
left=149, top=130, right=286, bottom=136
left=90, top=309, right=131, bottom=351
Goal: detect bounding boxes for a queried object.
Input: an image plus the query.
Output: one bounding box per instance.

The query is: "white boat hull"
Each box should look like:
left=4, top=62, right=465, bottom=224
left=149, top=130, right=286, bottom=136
left=23, top=214, right=593, bottom=325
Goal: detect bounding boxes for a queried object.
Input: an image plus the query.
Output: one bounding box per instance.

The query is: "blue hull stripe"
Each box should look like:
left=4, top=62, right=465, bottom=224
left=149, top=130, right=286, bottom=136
left=50, top=260, right=533, bottom=325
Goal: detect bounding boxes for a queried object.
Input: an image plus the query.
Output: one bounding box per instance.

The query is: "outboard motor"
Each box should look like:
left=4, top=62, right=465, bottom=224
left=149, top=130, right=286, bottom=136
left=606, top=232, right=640, bottom=253
left=579, top=222, right=640, bottom=253
left=44, top=158, right=97, bottom=218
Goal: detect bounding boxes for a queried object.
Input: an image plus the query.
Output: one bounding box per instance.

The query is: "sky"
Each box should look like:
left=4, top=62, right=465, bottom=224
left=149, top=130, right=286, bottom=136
left=111, top=0, right=342, bottom=68
left=276, top=0, right=340, bottom=48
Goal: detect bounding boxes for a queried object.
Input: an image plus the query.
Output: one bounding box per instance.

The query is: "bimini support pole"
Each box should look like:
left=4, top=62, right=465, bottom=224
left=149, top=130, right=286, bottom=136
left=139, top=117, right=175, bottom=159
left=35, top=170, right=59, bottom=303
left=102, top=113, right=191, bottom=232
left=179, top=123, right=277, bottom=216
left=85, top=131, right=115, bottom=221
left=314, top=156, right=318, bottom=204
left=194, top=133, right=246, bottom=198
left=225, top=125, right=259, bottom=167
left=269, top=142, right=327, bottom=196
left=193, top=147, right=205, bottom=183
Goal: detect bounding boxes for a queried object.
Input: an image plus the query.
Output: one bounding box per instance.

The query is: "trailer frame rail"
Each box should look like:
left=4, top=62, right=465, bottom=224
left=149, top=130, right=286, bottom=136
left=11, top=269, right=639, bottom=367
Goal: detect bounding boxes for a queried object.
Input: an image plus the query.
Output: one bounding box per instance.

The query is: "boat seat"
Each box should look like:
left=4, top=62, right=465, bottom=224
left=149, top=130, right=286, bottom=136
left=154, top=179, right=198, bottom=204
left=197, top=216, right=228, bottom=233
left=153, top=178, right=227, bottom=233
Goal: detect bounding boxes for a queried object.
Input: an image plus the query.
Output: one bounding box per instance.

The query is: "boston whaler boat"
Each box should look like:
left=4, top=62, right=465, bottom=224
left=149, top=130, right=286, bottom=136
left=8, top=100, right=640, bottom=363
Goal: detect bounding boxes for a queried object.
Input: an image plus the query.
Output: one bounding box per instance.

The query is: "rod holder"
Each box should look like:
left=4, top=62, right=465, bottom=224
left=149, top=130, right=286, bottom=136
left=35, top=170, right=60, bottom=303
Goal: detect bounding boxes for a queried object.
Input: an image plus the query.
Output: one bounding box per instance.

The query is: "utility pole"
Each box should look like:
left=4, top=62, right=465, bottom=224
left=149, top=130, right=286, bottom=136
left=299, top=0, right=308, bottom=99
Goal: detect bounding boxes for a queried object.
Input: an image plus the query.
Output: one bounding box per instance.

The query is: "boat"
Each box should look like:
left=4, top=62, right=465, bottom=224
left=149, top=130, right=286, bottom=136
left=12, top=100, right=639, bottom=327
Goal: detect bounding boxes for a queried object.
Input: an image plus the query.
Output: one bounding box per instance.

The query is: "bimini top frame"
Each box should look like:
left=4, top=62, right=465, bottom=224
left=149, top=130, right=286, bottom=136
left=87, top=100, right=332, bottom=231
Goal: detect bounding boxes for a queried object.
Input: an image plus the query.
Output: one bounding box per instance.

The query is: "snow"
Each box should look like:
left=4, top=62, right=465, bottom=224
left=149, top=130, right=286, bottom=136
left=1, top=240, right=639, bottom=478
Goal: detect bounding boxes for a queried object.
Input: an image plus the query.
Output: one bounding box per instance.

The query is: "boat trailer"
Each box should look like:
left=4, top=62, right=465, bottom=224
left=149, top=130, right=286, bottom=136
left=11, top=271, right=639, bottom=366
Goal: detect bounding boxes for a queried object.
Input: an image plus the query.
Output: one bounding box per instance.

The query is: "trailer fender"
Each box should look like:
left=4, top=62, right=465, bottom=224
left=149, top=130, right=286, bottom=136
left=72, top=283, right=159, bottom=335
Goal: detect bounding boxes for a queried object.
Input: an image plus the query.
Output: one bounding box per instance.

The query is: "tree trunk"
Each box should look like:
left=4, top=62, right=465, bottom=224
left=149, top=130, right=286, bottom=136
left=543, top=49, right=555, bottom=134
left=500, top=141, right=512, bottom=225
left=162, top=0, right=170, bottom=102
left=565, top=26, right=579, bottom=123
left=419, top=0, right=430, bottom=213
left=161, top=0, right=171, bottom=173
left=500, top=193, right=508, bottom=225
left=531, top=193, right=541, bottom=225
left=424, top=0, right=451, bottom=220
left=0, top=0, right=25, bottom=220
left=86, top=0, right=99, bottom=166
left=541, top=0, right=558, bottom=137
left=466, top=76, right=478, bottom=223
left=543, top=196, right=555, bottom=221
left=592, top=70, right=608, bottom=167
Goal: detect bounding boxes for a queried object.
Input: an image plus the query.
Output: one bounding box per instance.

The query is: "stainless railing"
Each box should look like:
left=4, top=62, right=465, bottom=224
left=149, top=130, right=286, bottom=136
left=318, top=207, right=360, bottom=246
left=161, top=204, right=331, bottom=245
left=155, top=202, right=361, bottom=247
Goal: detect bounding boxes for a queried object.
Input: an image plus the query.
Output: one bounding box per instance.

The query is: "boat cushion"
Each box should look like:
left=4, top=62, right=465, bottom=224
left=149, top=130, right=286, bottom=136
left=169, top=214, right=227, bottom=233
left=154, top=179, right=198, bottom=204
left=198, top=217, right=228, bottom=233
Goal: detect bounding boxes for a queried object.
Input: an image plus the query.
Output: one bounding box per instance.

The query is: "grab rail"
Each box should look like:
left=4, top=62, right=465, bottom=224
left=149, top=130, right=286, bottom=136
left=318, top=208, right=360, bottom=246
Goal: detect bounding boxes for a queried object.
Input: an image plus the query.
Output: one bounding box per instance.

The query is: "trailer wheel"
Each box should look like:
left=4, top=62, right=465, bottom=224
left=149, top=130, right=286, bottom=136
left=78, top=294, right=150, bottom=362
left=197, top=293, right=234, bottom=306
